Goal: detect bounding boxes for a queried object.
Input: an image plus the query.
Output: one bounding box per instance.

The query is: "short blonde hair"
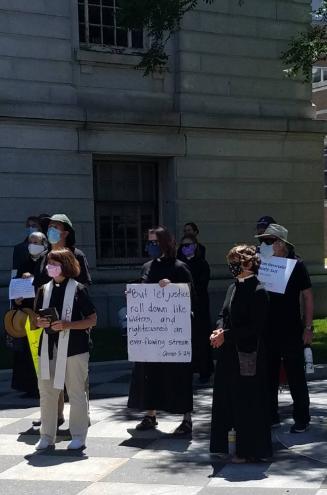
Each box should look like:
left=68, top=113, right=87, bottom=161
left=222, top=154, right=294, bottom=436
left=227, top=244, right=260, bottom=272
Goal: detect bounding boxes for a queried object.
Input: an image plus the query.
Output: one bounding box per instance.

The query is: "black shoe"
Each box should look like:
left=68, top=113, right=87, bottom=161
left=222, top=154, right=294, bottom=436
left=135, top=415, right=158, bottom=431
left=290, top=423, right=309, bottom=433
left=198, top=375, right=211, bottom=385
left=173, top=419, right=192, bottom=436
left=32, top=419, right=41, bottom=427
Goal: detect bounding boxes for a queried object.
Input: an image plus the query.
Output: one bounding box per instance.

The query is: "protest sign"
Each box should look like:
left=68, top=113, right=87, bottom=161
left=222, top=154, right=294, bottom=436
left=25, top=316, right=42, bottom=373
left=126, top=283, right=192, bottom=363
left=9, top=277, right=35, bottom=300
left=258, top=256, right=297, bottom=294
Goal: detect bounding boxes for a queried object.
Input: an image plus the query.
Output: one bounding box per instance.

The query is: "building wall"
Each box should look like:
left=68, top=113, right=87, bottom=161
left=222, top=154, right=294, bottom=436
left=0, top=0, right=326, bottom=325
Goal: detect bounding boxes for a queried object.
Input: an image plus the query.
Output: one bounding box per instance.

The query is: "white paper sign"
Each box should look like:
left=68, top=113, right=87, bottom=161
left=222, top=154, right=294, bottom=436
left=9, top=277, right=35, bottom=300
left=126, top=283, right=192, bottom=363
left=258, top=257, right=297, bottom=294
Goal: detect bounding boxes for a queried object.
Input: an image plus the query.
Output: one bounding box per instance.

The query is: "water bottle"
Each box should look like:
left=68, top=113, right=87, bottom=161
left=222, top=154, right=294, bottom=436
left=304, top=346, right=314, bottom=374
left=228, top=428, right=236, bottom=456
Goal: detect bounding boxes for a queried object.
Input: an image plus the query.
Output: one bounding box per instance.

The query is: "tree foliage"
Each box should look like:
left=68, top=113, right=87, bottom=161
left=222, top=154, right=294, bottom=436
left=281, top=1, right=327, bottom=81
left=118, top=0, right=214, bottom=75
left=119, top=0, right=326, bottom=80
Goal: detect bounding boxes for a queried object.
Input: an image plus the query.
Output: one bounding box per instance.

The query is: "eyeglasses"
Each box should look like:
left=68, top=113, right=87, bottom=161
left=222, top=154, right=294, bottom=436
left=182, top=243, right=195, bottom=247
left=259, top=237, right=277, bottom=245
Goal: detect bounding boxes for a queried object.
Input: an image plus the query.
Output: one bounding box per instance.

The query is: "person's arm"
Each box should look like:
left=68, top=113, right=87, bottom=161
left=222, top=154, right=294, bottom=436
left=75, top=251, right=92, bottom=286
left=50, top=313, right=97, bottom=332
left=302, top=287, right=314, bottom=345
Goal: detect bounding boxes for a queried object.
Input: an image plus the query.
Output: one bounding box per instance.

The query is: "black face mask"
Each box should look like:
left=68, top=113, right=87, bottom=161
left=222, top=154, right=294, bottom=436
left=228, top=261, right=242, bottom=278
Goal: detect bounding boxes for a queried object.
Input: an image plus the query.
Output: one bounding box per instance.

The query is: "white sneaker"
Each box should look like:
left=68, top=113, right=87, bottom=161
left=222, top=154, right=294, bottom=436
left=67, top=439, right=85, bottom=450
left=35, top=438, right=54, bottom=451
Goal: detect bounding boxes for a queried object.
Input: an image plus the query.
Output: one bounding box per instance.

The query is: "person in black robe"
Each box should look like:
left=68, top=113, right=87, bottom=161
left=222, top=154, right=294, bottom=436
left=178, top=234, right=213, bottom=383
left=11, top=232, right=48, bottom=397
left=12, top=216, right=42, bottom=272
left=177, top=222, right=206, bottom=259
left=210, top=244, right=272, bottom=463
left=128, top=226, right=194, bottom=435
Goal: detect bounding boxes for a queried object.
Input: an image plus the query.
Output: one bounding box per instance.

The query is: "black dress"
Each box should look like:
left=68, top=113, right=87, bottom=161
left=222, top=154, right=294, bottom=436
left=178, top=255, right=213, bottom=379
left=210, top=276, right=272, bottom=459
left=11, top=256, right=43, bottom=396
left=127, top=257, right=194, bottom=414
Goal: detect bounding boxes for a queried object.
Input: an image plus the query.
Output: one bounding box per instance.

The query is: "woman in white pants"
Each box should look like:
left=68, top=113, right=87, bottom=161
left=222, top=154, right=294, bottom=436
left=35, top=248, right=96, bottom=451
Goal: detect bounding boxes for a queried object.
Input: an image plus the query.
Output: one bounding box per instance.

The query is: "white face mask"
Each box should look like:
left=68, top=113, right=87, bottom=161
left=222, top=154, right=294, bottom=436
left=259, top=242, right=274, bottom=258
left=28, top=243, right=45, bottom=257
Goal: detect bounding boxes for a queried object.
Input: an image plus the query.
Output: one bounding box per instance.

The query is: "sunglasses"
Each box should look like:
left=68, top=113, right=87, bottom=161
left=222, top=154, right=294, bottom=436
left=259, top=237, right=277, bottom=245
left=147, top=240, right=159, bottom=246
left=182, top=243, right=195, bottom=247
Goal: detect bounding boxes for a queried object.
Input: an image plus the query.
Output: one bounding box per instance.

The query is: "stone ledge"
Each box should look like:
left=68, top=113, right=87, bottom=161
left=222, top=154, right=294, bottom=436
left=0, top=103, right=326, bottom=135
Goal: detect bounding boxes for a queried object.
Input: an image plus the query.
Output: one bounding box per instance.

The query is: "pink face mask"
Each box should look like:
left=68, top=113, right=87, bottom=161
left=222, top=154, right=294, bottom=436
left=46, top=264, right=62, bottom=278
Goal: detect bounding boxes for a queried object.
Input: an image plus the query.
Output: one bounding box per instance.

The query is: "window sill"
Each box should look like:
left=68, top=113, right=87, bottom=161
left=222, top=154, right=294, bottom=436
left=76, top=47, right=143, bottom=68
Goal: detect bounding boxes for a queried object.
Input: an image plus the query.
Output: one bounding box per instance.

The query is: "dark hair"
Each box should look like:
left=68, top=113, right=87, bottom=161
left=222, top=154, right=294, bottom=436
left=65, top=228, right=76, bottom=248
left=184, top=222, right=199, bottom=235
left=180, top=234, right=200, bottom=257
left=26, top=216, right=41, bottom=227
left=38, top=214, right=51, bottom=234
left=149, top=226, right=176, bottom=258
left=47, top=249, right=80, bottom=279
left=227, top=244, right=261, bottom=274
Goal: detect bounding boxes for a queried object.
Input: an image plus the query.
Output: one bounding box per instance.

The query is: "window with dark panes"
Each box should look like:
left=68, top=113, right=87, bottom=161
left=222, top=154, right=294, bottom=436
left=94, top=160, right=158, bottom=264
left=78, top=0, right=144, bottom=50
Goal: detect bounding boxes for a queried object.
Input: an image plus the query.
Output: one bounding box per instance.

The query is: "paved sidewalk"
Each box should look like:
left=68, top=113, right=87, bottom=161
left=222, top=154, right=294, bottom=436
left=0, top=363, right=327, bottom=495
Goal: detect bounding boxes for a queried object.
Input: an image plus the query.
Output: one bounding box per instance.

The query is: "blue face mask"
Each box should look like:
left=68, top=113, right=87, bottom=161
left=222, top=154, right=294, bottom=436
left=47, top=227, right=61, bottom=245
left=147, top=242, right=161, bottom=258
left=26, top=226, right=38, bottom=236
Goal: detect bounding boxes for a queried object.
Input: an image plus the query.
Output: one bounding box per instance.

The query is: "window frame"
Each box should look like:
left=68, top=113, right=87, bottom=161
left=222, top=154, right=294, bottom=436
left=93, top=157, right=159, bottom=266
left=78, top=0, right=146, bottom=54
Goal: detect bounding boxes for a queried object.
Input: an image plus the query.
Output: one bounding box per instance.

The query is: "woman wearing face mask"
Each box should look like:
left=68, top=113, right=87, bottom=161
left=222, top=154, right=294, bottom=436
left=255, top=224, right=313, bottom=433
left=210, top=245, right=272, bottom=463
left=128, top=226, right=195, bottom=436
left=178, top=234, right=213, bottom=383
left=34, top=249, right=97, bottom=451
left=32, top=214, right=92, bottom=429
left=12, top=216, right=42, bottom=273
left=10, top=232, right=48, bottom=397
left=34, top=214, right=92, bottom=289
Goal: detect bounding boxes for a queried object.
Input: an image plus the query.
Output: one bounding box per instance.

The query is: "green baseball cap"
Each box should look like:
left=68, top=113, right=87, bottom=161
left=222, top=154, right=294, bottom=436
left=48, top=214, right=73, bottom=229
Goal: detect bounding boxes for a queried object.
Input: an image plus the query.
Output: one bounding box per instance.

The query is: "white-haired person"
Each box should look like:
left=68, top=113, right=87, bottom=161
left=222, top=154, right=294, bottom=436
left=11, top=231, right=48, bottom=397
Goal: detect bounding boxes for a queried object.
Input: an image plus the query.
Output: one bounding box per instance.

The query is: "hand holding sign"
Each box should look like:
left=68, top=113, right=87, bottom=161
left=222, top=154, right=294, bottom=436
left=126, top=283, right=192, bottom=363
left=258, top=256, right=297, bottom=294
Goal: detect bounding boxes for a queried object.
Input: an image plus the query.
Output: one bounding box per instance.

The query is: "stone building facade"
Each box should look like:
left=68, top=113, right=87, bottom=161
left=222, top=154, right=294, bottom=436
left=0, top=0, right=326, bottom=325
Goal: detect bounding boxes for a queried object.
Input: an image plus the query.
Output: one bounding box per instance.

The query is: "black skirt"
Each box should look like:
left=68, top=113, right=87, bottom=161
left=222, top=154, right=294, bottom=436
left=128, top=361, right=193, bottom=414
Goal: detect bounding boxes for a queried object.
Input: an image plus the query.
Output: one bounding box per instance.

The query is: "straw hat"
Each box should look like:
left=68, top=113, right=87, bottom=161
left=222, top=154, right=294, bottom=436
left=4, top=308, right=37, bottom=338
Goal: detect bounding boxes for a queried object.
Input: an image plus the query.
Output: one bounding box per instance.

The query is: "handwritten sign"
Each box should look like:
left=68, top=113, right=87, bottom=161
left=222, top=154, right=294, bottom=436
left=9, top=277, right=35, bottom=300
left=258, top=256, right=297, bottom=294
left=126, top=283, right=192, bottom=363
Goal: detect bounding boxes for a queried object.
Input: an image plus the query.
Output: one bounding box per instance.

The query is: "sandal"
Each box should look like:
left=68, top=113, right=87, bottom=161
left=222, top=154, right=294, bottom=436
left=173, top=419, right=192, bottom=436
left=135, top=415, right=158, bottom=431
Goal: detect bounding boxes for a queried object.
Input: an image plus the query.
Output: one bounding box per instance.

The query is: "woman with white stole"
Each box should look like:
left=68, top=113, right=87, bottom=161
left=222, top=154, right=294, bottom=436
left=35, top=248, right=96, bottom=451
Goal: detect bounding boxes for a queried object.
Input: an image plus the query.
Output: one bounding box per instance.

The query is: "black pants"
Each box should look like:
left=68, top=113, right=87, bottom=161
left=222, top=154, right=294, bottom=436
left=267, top=341, right=310, bottom=425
